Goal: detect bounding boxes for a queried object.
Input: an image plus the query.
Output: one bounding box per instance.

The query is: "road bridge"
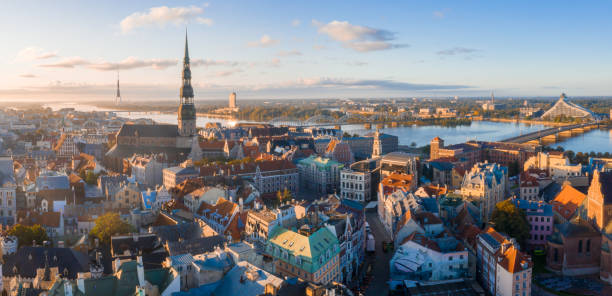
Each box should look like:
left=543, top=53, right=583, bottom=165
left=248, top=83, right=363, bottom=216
left=501, top=122, right=600, bottom=144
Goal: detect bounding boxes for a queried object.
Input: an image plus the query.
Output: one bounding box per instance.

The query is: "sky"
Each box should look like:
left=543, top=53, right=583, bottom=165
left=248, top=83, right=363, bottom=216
left=1, top=1, right=612, bottom=102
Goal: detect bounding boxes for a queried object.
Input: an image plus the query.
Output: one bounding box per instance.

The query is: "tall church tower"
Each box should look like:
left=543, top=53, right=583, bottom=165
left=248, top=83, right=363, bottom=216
left=115, top=71, right=121, bottom=105
left=372, top=129, right=382, bottom=157
left=178, top=31, right=197, bottom=137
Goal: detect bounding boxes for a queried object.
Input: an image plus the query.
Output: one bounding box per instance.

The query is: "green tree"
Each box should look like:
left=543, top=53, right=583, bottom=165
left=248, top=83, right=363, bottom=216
left=8, top=224, right=50, bottom=247
left=490, top=199, right=530, bottom=248
left=89, top=212, right=134, bottom=244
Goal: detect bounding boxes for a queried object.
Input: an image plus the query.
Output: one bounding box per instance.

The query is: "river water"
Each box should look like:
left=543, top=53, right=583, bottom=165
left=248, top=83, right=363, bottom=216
left=45, top=103, right=611, bottom=153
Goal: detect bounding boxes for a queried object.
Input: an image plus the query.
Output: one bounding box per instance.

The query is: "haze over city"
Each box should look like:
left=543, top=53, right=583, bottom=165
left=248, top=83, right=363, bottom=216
left=2, top=1, right=612, bottom=101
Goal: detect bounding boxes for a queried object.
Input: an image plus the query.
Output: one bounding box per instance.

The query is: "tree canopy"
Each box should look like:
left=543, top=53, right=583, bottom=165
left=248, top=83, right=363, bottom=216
left=490, top=199, right=530, bottom=248
left=8, top=224, right=50, bottom=247
left=89, top=212, right=134, bottom=244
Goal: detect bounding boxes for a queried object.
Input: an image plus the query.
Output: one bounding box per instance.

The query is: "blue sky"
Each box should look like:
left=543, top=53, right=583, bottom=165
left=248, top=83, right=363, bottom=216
left=1, top=1, right=612, bottom=101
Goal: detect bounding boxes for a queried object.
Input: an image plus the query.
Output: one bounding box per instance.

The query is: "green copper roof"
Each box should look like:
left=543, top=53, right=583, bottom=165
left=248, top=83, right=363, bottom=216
left=266, top=226, right=340, bottom=273
left=298, top=155, right=343, bottom=171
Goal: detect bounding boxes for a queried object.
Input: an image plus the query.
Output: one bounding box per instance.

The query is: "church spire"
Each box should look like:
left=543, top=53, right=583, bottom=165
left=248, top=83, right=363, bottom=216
left=178, top=29, right=197, bottom=137
left=180, top=30, right=194, bottom=102
left=115, top=71, right=121, bottom=105
left=184, top=29, right=190, bottom=64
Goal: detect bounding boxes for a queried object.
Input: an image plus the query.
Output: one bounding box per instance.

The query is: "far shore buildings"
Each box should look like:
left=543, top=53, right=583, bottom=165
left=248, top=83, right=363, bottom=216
left=540, top=93, right=595, bottom=120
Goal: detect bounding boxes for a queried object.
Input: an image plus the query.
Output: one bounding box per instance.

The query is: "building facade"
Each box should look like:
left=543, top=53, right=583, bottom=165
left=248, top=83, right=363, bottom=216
left=297, top=156, right=344, bottom=194
left=461, top=162, right=508, bottom=223
left=265, top=226, right=341, bottom=285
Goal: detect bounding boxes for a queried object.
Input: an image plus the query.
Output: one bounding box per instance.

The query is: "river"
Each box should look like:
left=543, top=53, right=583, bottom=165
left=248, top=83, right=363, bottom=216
left=45, top=103, right=611, bottom=153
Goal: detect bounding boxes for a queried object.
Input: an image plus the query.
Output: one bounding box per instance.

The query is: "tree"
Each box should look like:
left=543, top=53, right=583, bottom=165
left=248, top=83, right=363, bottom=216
left=490, top=199, right=530, bottom=248
left=277, top=188, right=292, bottom=205
left=89, top=212, right=134, bottom=244
left=8, top=224, right=50, bottom=247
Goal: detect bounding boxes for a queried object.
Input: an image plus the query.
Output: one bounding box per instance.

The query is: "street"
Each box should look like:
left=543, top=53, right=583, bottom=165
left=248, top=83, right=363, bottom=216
left=364, top=210, right=394, bottom=295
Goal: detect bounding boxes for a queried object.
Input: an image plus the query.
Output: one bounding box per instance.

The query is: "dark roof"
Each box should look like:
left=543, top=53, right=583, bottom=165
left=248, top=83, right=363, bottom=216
left=166, top=235, right=226, bottom=256
left=429, top=161, right=455, bottom=171
left=558, top=217, right=599, bottom=238
left=2, top=247, right=90, bottom=278
left=110, top=233, right=162, bottom=258
left=117, top=124, right=179, bottom=138
left=150, top=222, right=203, bottom=243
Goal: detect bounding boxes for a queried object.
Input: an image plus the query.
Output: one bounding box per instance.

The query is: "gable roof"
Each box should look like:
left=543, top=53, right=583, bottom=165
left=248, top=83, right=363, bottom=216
left=2, top=246, right=90, bottom=278
left=551, top=184, right=587, bottom=220
left=498, top=245, right=532, bottom=273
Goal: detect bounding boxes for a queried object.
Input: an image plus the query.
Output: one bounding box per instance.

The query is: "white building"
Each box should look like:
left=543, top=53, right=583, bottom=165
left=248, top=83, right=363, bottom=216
left=141, top=185, right=172, bottom=212
left=390, top=232, right=468, bottom=287
left=340, top=168, right=371, bottom=202
left=183, top=186, right=228, bottom=213
left=129, top=154, right=169, bottom=187
left=461, top=162, right=508, bottom=223
left=524, top=151, right=585, bottom=185
left=477, top=227, right=532, bottom=296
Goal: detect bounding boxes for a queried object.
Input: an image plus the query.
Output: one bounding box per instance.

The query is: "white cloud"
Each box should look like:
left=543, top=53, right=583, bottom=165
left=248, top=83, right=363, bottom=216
left=214, top=69, right=243, bottom=77
left=277, top=50, right=302, bottom=57
left=291, top=19, right=301, bottom=26
left=191, top=59, right=241, bottom=67
left=87, top=57, right=178, bottom=70
left=16, top=47, right=58, bottom=61
left=120, top=4, right=211, bottom=33
left=436, top=47, right=479, bottom=55
left=38, top=57, right=89, bottom=68
left=312, top=20, right=406, bottom=52
left=313, top=44, right=327, bottom=50
left=19, top=74, right=38, bottom=78
left=248, top=35, right=279, bottom=47
left=38, top=56, right=178, bottom=70
left=433, top=11, right=445, bottom=18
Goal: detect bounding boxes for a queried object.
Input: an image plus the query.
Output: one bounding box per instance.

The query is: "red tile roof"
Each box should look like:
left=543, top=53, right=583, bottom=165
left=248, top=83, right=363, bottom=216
left=551, top=184, right=586, bottom=220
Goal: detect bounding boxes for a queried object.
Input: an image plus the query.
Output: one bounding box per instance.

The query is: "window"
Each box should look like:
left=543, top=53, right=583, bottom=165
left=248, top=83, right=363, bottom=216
left=587, top=239, right=591, bottom=253
left=578, top=240, right=583, bottom=253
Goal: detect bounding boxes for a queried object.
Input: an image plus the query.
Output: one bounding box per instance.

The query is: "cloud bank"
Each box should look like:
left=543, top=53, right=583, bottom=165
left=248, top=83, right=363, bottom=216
left=313, top=20, right=407, bottom=52
left=120, top=4, right=212, bottom=33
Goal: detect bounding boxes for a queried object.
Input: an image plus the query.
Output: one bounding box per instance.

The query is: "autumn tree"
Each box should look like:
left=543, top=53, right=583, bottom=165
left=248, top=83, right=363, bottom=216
left=277, top=188, right=292, bottom=205
left=8, top=224, right=50, bottom=247
left=490, top=199, right=530, bottom=248
left=89, top=212, right=134, bottom=244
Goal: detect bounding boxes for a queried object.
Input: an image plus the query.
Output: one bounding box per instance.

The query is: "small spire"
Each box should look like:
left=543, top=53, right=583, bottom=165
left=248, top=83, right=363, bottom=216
left=184, top=28, right=190, bottom=63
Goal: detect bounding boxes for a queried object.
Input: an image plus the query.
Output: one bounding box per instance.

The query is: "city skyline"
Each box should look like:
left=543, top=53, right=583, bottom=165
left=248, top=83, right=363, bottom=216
left=2, top=1, right=612, bottom=101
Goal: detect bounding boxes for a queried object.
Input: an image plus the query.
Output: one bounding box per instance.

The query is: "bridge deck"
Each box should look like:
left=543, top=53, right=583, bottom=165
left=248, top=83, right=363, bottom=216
left=500, top=122, right=598, bottom=143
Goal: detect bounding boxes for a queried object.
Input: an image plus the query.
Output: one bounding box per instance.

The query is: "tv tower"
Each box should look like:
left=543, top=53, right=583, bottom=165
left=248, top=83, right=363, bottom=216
left=115, top=70, right=121, bottom=105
